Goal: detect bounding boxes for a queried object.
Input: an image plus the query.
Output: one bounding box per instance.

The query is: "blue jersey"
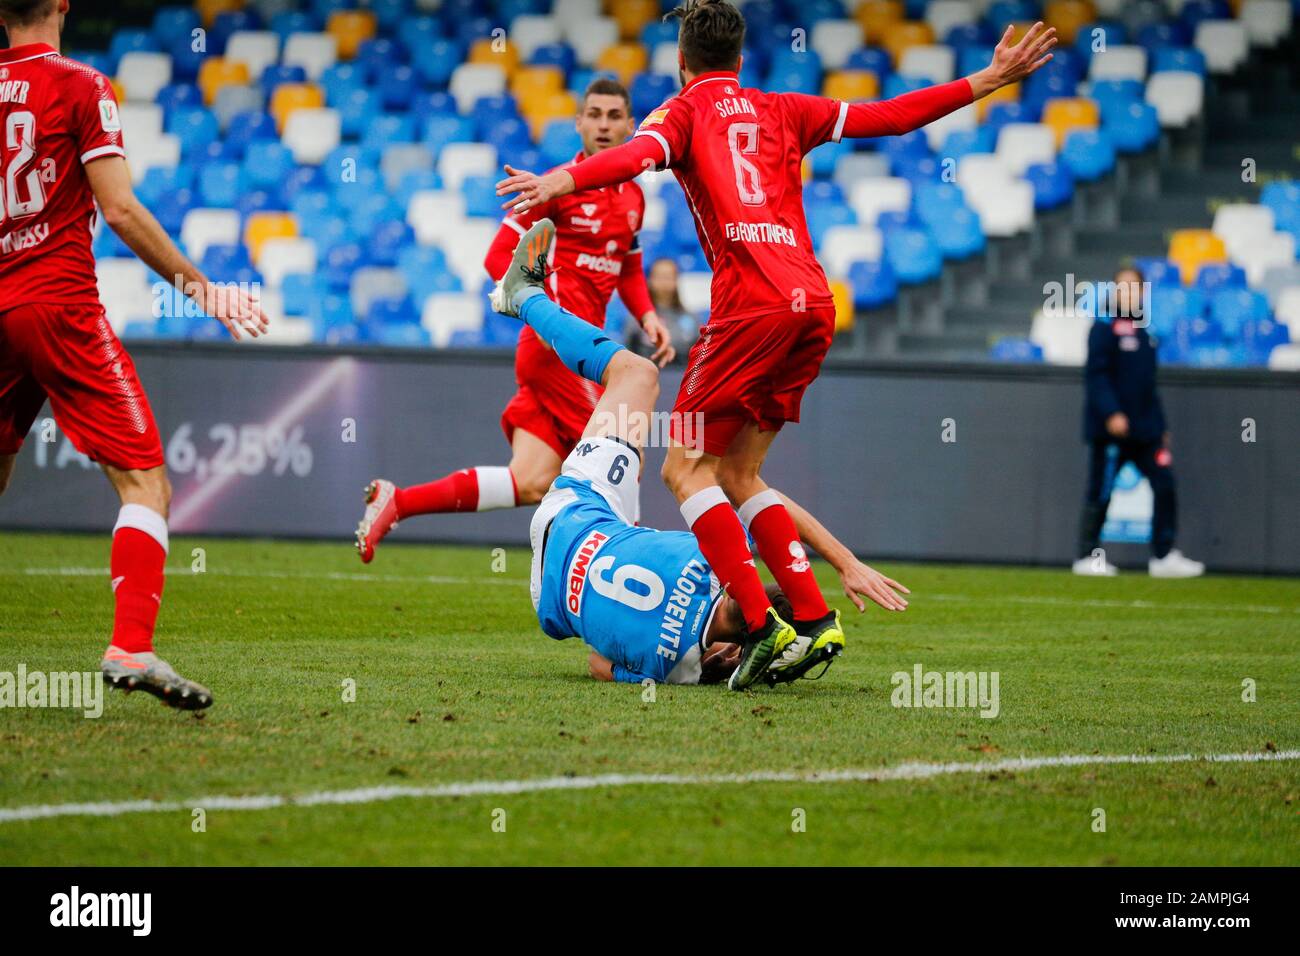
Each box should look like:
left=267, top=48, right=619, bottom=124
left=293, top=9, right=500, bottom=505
left=537, top=476, right=722, bottom=684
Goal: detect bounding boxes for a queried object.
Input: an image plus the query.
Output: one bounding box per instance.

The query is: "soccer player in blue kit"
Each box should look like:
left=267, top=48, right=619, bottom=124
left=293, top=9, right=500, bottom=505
left=492, top=219, right=909, bottom=689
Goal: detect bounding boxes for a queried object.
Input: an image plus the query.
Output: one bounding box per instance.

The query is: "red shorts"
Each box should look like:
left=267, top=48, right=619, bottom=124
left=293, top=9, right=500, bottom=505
left=0, top=302, right=164, bottom=470
left=670, top=306, right=835, bottom=457
left=500, top=326, right=602, bottom=459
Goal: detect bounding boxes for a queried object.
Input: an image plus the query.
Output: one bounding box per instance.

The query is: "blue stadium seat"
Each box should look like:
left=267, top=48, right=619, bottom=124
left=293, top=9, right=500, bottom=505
left=1149, top=286, right=1205, bottom=338
left=1210, top=289, right=1268, bottom=338
left=530, top=43, right=577, bottom=78
left=201, top=244, right=252, bottom=282
left=138, top=166, right=196, bottom=206
left=199, top=163, right=245, bottom=207
left=945, top=25, right=995, bottom=51
left=236, top=189, right=287, bottom=218
left=539, top=122, right=583, bottom=168
left=151, top=6, right=200, bottom=48
left=990, top=338, right=1044, bottom=363
left=210, top=11, right=261, bottom=56
left=271, top=11, right=320, bottom=42
left=1024, top=161, right=1075, bottom=209
left=412, top=38, right=466, bottom=87
left=932, top=206, right=986, bottom=259
left=261, top=65, right=308, bottom=96
left=940, top=126, right=995, bottom=161
left=845, top=47, right=892, bottom=78
left=1195, top=262, right=1247, bottom=294
left=424, top=115, right=477, bottom=152
left=984, top=100, right=1039, bottom=131
left=156, top=83, right=204, bottom=119
left=1137, top=22, right=1192, bottom=53
left=1132, top=257, right=1182, bottom=287
left=1101, top=101, right=1159, bottom=153
left=377, top=65, right=421, bottom=112
left=848, top=260, right=898, bottom=309
left=154, top=188, right=197, bottom=235
left=168, top=107, right=219, bottom=158
left=631, top=74, right=676, bottom=120
left=243, top=141, right=296, bottom=191
left=884, top=227, right=942, bottom=285
left=324, top=243, right=370, bottom=291
left=1060, top=129, right=1116, bottom=182
left=913, top=180, right=966, bottom=227
left=1151, top=47, right=1206, bottom=75
left=362, top=114, right=417, bottom=150
left=225, top=111, right=280, bottom=155
left=1178, top=0, right=1232, bottom=31
left=108, top=29, right=156, bottom=72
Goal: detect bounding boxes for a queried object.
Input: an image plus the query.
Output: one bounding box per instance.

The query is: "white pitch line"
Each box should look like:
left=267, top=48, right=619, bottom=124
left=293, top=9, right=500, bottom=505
left=8, top=565, right=1298, bottom=614
left=0, top=749, right=1295, bottom=824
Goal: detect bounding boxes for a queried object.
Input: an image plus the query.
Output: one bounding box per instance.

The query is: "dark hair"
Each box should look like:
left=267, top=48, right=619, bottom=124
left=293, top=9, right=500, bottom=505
left=583, top=77, right=631, bottom=111
left=0, top=0, right=55, bottom=27
left=667, top=0, right=746, bottom=75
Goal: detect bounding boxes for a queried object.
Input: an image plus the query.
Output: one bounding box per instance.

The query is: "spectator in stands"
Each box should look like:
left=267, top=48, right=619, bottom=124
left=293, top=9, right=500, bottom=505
left=1074, top=266, right=1205, bottom=578
left=626, top=257, right=699, bottom=363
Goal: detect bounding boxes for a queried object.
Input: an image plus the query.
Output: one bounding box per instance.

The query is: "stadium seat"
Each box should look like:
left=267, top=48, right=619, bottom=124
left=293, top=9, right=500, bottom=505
left=996, top=123, right=1056, bottom=176
left=1059, top=128, right=1116, bottom=181
left=282, top=32, right=339, bottom=80
left=1024, top=161, right=1075, bottom=208
left=820, top=225, right=884, bottom=277
left=566, top=18, right=619, bottom=66
left=282, top=107, right=341, bottom=164
left=812, top=21, right=867, bottom=71
left=898, top=44, right=955, bottom=83
left=927, top=1, right=976, bottom=38
left=438, top=142, right=497, bottom=191
left=450, top=63, right=508, bottom=113
left=512, top=15, right=563, bottom=59
left=857, top=1, right=905, bottom=45
left=1087, top=44, right=1146, bottom=81
left=243, top=212, right=298, bottom=262
left=270, top=83, right=325, bottom=133
left=225, top=31, right=281, bottom=81
left=1145, top=71, right=1204, bottom=127
left=1042, top=97, right=1099, bottom=146
left=1031, top=309, right=1091, bottom=364
left=422, top=293, right=486, bottom=347
left=213, top=85, right=267, bottom=130
left=1212, top=203, right=1275, bottom=255
left=1240, top=0, right=1292, bottom=46
left=1045, top=0, right=1097, bottom=44
left=849, top=177, right=912, bottom=228
left=1194, top=20, right=1248, bottom=73
left=823, top=70, right=881, bottom=101
left=1169, top=229, right=1227, bottom=284
left=257, top=238, right=318, bottom=289
left=117, top=51, right=173, bottom=102
left=594, top=44, right=648, bottom=85
left=848, top=260, right=898, bottom=309
left=883, top=226, right=942, bottom=284
left=198, top=57, right=251, bottom=105
left=882, top=22, right=935, bottom=65
left=921, top=102, right=976, bottom=150
left=327, top=10, right=378, bottom=61
left=1102, top=100, right=1159, bottom=152
left=407, top=191, right=467, bottom=246
left=991, top=337, right=1045, bottom=362
left=182, top=208, right=241, bottom=262
left=612, top=0, right=658, bottom=42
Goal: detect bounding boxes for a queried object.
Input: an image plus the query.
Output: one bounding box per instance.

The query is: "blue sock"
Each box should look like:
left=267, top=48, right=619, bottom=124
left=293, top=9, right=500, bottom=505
left=516, top=288, right=624, bottom=386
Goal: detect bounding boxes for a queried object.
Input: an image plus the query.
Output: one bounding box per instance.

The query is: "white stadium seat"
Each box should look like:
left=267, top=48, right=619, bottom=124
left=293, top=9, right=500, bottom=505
left=641, top=195, right=666, bottom=232
left=422, top=293, right=485, bottom=346
left=1194, top=21, right=1248, bottom=74
left=832, top=152, right=890, bottom=190
left=381, top=144, right=435, bottom=193
left=849, top=177, right=911, bottom=227
left=1231, top=233, right=1297, bottom=287
left=810, top=21, right=865, bottom=71
left=1030, top=309, right=1091, bottom=366
left=677, top=272, right=713, bottom=315
left=1266, top=344, right=1300, bottom=370
left=968, top=179, right=1034, bottom=237
left=254, top=315, right=314, bottom=345
left=125, top=133, right=180, bottom=185
left=651, top=42, right=680, bottom=77
left=438, top=218, right=499, bottom=289
left=1212, top=203, right=1275, bottom=253
left=350, top=267, right=408, bottom=320
left=553, top=0, right=601, bottom=29
left=257, top=238, right=318, bottom=289
left=922, top=101, right=976, bottom=151
left=899, top=45, right=956, bottom=84
left=1275, top=287, right=1300, bottom=332
left=119, top=103, right=163, bottom=144
left=182, top=209, right=241, bottom=262
left=1145, top=71, right=1203, bottom=127
left=225, top=31, right=281, bottom=82
left=213, top=84, right=266, bottom=130
left=407, top=191, right=468, bottom=245
left=282, top=32, right=338, bottom=80
left=995, top=122, right=1055, bottom=176
left=926, top=1, right=976, bottom=38
left=510, top=15, right=562, bottom=59
left=565, top=17, right=619, bottom=66
left=116, top=52, right=172, bottom=102
left=820, top=225, right=884, bottom=277
left=449, top=63, right=507, bottom=113
left=956, top=153, right=1015, bottom=196
left=437, top=142, right=497, bottom=191
left=282, top=108, right=341, bottom=165
left=1088, top=45, right=1147, bottom=81
left=96, top=259, right=153, bottom=334
left=1239, top=0, right=1291, bottom=47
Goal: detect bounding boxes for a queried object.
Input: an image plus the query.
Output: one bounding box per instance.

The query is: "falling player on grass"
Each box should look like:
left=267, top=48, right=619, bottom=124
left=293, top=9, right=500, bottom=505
left=355, top=79, right=678, bottom=563
left=495, top=218, right=905, bottom=688
left=0, top=0, right=268, bottom=709
left=498, top=0, right=1055, bottom=694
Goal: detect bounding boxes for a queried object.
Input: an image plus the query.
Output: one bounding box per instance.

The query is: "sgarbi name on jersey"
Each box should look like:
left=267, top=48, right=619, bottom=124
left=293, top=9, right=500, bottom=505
left=566, top=530, right=609, bottom=615
left=0, top=222, right=50, bottom=256
left=724, top=221, right=798, bottom=246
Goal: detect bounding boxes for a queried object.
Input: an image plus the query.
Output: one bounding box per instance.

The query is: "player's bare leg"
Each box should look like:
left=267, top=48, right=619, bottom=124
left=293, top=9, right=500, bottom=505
left=354, top=429, right=555, bottom=563
left=0, top=454, right=15, bottom=497
left=716, top=422, right=845, bottom=676
left=99, top=464, right=212, bottom=710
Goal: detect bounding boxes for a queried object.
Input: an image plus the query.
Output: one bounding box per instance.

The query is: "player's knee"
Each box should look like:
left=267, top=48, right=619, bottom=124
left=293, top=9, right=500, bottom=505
left=716, top=459, right=761, bottom=503
left=513, top=474, right=552, bottom=505
left=609, top=350, right=658, bottom=394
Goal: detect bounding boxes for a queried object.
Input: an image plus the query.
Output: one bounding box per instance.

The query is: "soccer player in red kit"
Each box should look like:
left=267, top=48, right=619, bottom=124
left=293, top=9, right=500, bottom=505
left=498, top=0, right=1056, bottom=683
left=0, top=0, right=268, bottom=709
left=355, top=79, right=677, bottom=562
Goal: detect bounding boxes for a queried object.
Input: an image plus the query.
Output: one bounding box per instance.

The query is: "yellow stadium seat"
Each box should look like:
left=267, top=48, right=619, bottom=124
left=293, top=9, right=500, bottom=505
left=244, top=213, right=298, bottom=263
left=830, top=280, right=855, bottom=333
left=856, top=1, right=904, bottom=45
left=1042, top=97, right=1099, bottom=146
left=612, top=0, right=660, bottom=41
left=198, top=58, right=251, bottom=106
left=525, top=92, right=579, bottom=140
left=469, top=38, right=521, bottom=77
left=1168, top=230, right=1227, bottom=284
left=327, top=10, right=378, bottom=60
left=109, top=79, right=125, bottom=103
left=823, top=70, right=880, bottom=101
left=511, top=65, right=564, bottom=101
left=882, top=21, right=935, bottom=66
left=197, top=0, right=244, bottom=29
left=1044, top=0, right=1096, bottom=45
left=595, top=43, right=649, bottom=85
left=269, top=83, right=325, bottom=133
left=976, top=81, right=1019, bottom=120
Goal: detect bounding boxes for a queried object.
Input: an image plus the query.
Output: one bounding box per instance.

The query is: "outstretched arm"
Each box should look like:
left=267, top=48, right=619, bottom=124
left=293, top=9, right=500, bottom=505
left=87, top=157, right=267, bottom=340
left=497, top=136, right=663, bottom=214
left=773, top=489, right=910, bottom=612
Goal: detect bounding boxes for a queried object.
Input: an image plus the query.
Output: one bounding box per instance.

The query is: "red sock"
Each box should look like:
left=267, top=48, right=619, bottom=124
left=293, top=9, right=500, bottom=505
left=110, top=520, right=166, bottom=655
left=681, top=487, right=771, bottom=632
left=742, top=490, right=829, bottom=623
left=395, top=466, right=518, bottom=518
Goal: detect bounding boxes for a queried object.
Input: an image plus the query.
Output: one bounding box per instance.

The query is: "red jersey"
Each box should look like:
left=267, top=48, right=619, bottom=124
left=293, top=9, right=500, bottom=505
left=632, top=71, right=847, bottom=321
left=488, top=151, right=648, bottom=327
left=0, top=44, right=125, bottom=310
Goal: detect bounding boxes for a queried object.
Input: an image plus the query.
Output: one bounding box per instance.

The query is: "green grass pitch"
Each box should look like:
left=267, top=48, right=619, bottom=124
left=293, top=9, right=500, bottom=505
left=0, top=532, right=1296, bottom=866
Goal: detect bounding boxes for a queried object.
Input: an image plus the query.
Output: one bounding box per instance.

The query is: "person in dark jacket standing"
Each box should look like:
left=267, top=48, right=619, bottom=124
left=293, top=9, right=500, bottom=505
left=1073, top=267, right=1205, bottom=578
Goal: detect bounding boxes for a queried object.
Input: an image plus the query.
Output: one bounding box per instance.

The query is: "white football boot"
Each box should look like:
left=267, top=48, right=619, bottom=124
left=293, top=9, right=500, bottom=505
left=1148, top=549, right=1205, bottom=578
left=1072, top=556, right=1119, bottom=576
